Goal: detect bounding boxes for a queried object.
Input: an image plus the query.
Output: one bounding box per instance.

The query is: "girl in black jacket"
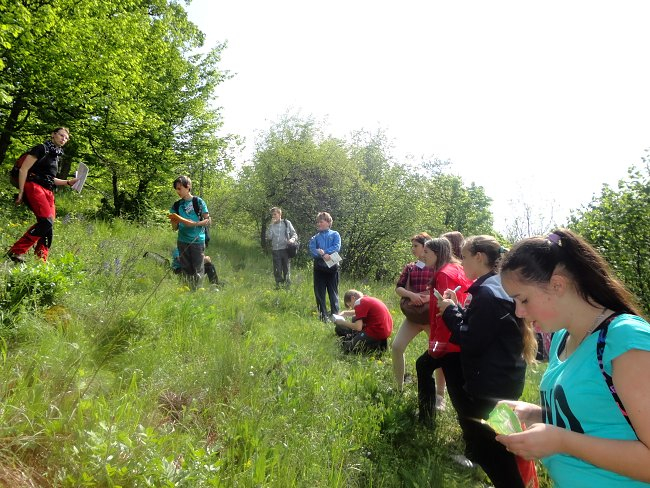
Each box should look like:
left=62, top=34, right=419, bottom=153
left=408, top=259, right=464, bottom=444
left=436, top=235, right=536, bottom=488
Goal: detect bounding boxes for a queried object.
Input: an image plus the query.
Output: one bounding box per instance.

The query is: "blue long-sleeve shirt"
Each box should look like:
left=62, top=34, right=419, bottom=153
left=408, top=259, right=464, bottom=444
left=308, top=229, right=341, bottom=258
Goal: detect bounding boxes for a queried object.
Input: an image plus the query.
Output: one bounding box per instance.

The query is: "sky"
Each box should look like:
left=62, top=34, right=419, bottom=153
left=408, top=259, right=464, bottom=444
left=184, top=0, right=650, bottom=233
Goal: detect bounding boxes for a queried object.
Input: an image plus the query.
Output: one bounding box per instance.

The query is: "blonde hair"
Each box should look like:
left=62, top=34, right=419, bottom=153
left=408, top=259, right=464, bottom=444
left=343, top=289, right=363, bottom=306
left=317, top=211, right=332, bottom=224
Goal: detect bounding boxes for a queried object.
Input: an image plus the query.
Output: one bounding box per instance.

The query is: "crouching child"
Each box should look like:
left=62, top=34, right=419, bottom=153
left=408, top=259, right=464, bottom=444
left=332, top=290, right=393, bottom=354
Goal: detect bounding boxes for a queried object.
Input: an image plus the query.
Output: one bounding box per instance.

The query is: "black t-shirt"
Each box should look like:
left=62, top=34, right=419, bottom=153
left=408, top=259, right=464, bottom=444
left=28, top=143, right=59, bottom=177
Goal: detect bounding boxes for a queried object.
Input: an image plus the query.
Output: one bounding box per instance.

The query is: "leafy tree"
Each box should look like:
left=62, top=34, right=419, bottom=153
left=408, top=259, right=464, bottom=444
left=421, top=173, right=494, bottom=237
left=570, top=159, right=650, bottom=314
left=237, top=115, right=358, bottom=250
left=0, top=0, right=230, bottom=219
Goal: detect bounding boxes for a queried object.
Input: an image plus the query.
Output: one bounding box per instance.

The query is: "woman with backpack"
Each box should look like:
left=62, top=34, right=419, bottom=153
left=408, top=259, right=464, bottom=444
left=497, top=229, right=650, bottom=487
left=7, top=127, right=78, bottom=262
left=266, top=207, right=297, bottom=289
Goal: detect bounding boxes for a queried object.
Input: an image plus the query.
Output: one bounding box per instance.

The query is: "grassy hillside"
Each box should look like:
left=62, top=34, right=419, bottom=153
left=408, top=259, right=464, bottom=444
left=0, top=203, right=548, bottom=487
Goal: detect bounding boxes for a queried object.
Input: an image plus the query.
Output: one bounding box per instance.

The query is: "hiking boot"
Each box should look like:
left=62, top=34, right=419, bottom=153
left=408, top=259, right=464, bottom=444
left=7, top=251, right=26, bottom=263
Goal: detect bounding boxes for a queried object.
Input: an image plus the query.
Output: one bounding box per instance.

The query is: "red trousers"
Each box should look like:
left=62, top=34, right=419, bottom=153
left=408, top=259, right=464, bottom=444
left=10, top=181, right=56, bottom=261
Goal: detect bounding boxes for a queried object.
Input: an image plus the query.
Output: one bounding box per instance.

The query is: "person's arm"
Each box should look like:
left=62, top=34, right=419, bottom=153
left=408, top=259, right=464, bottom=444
left=322, top=231, right=341, bottom=257
left=308, top=235, right=320, bottom=258
left=332, top=315, right=363, bottom=331
left=288, top=221, right=297, bottom=242
left=15, top=154, right=37, bottom=204
left=53, top=177, right=79, bottom=187
left=497, top=349, right=650, bottom=482
left=396, top=266, right=430, bottom=305
left=200, top=211, right=211, bottom=227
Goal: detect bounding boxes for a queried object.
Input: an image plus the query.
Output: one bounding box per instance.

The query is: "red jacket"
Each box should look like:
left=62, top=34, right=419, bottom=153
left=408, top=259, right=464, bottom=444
left=428, top=262, right=473, bottom=356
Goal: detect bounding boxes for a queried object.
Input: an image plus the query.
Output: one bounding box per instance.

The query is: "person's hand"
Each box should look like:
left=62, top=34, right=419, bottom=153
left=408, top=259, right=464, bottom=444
left=437, top=298, right=455, bottom=315
left=323, top=253, right=331, bottom=261
left=317, top=249, right=325, bottom=256
left=68, top=177, right=80, bottom=186
left=167, top=213, right=193, bottom=225
left=409, top=292, right=427, bottom=306
left=496, top=423, right=565, bottom=460
left=496, top=400, right=542, bottom=426
left=15, top=190, right=23, bottom=205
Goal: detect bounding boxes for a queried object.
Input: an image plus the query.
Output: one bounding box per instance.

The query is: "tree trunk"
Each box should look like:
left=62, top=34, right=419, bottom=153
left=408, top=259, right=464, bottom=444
left=0, top=97, right=27, bottom=165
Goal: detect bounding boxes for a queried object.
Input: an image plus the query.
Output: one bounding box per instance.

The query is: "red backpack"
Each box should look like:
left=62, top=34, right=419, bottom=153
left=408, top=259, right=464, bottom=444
left=9, top=144, right=47, bottom=188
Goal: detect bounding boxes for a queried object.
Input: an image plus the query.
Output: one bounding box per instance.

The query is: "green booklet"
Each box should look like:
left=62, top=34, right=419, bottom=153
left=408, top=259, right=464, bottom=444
left=484, top=403, right=522, bottom=435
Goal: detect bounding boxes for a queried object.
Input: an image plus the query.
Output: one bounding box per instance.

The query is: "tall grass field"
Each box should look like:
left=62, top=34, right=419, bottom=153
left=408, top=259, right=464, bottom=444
left=1, top=205, right=549, bottom=486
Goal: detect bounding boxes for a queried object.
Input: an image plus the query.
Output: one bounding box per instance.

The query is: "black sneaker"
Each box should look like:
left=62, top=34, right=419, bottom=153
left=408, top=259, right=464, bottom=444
left=7, top=251, right=26, bottom=263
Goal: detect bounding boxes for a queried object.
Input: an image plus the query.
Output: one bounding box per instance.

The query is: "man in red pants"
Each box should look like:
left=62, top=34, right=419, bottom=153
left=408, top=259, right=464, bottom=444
left=7, top=127, right=78, bottom=262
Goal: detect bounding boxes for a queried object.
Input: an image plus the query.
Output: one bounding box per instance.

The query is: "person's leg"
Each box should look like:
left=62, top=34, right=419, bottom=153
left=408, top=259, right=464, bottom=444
left=272, top=250, right=283, bottom=285
left=440, top=353, right=467, bottom=420
left=285, top=250, right=292, bottom=285
left=313, top=268, right=328, bottom=320
left=178, top=243, right=201, bottom=290
left=279, top=249, right=289, bottom=284
left=10, top=183, right=54, bottom=259
left=461, top=396, right=525, bottom=488
left=391, top=319, right=427, bottom=390
left=34, top=187, right=55, bottom=261
left=435, top=369, right=447, bottom=409
left=204, top=257, right=218, bottom=284
left=334, top=323, right=355, bottom=337
left=415, top=351, right=441, bottom=424
left=325, top=268, right=340, bottom=315
left=350, top=333, right=386, bottom=354
left=189, top=243, right=205, bottom=289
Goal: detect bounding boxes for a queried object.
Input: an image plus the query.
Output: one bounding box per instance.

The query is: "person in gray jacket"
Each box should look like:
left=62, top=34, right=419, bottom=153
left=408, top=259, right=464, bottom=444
left=266, top=207, right=297, bottom=288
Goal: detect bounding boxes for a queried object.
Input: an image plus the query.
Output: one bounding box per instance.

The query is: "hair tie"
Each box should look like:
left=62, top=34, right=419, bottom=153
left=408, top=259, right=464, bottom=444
left=547, top=233, right=562, bottom=246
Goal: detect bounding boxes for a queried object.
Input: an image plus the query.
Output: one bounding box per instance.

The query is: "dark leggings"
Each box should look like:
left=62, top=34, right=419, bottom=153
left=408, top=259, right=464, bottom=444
left=416, top=352, right=524, bottom=488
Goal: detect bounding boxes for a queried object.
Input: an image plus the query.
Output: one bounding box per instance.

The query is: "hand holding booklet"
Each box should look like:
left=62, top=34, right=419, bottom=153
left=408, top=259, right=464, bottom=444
left=324, top=251, right=342, bottom=268
left=71, top=162, right=89, bottom=193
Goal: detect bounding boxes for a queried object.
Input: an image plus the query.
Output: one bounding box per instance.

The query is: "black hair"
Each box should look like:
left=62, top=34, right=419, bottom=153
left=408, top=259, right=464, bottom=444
left=501, top=228, right=643, bottom=317
left=173, top=175, right=191, bottom=189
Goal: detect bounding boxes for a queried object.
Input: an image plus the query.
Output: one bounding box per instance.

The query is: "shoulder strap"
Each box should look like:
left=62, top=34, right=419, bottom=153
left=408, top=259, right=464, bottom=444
left=176, top=197, right=202, bottom=219
left=191, top=196, right=201, bottom=218
left=283, top=219, right=289, bottom=239
left=595, top=312, right=635, bottom=433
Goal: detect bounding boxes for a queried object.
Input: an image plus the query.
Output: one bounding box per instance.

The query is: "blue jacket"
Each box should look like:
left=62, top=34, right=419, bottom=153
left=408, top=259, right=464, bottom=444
left=308, top=229, right=341, bottom=258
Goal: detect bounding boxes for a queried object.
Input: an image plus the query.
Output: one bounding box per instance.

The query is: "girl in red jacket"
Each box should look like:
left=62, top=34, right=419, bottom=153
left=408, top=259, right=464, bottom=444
left=416, top=237, right=472, bottom=424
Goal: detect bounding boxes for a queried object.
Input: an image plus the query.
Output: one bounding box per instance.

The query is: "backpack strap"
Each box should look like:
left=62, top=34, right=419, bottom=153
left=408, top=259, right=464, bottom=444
left=191, top=196, right=202, bottom=220
left=595, top=312, right=636, bottom=433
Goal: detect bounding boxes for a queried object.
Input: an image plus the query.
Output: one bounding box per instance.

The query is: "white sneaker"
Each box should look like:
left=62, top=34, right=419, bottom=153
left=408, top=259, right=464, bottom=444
left=435, top=394, right=446, bottom=411
left=451, top=454, right=474, bottom=469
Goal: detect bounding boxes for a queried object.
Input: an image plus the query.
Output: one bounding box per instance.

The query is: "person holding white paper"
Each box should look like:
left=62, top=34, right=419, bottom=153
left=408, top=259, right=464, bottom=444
left=308, top=211, right=341, bottom=321
left=7, top=127, right=79, bottom=262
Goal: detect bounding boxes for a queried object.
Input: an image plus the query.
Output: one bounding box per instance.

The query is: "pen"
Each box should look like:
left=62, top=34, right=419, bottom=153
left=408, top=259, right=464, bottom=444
left=453, top=285, right=461, bottom=293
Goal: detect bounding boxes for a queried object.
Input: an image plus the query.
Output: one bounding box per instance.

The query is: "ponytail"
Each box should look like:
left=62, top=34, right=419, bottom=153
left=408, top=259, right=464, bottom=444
left=501, top=229, right=643, bottom=317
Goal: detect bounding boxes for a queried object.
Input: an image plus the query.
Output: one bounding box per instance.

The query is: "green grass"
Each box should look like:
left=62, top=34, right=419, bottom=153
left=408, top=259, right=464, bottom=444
left=0, top=215, right=548, bottom=487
